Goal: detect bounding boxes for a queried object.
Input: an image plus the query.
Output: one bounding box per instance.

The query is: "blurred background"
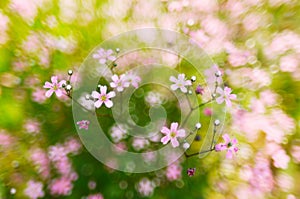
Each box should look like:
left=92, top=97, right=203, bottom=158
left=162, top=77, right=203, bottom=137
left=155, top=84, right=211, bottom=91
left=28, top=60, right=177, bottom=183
left=0, top=0, right=300, bottom=198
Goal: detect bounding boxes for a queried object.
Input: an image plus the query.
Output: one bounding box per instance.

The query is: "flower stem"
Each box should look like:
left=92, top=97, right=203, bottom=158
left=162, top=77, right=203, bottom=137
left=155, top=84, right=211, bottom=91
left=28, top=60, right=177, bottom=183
left=184, top=148, right=215, bottom=158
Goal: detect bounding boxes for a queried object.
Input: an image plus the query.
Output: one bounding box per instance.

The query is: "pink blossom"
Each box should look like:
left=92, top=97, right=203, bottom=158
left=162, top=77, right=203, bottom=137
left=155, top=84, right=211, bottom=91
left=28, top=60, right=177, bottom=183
left=137, top=178, right=155, bottom=197
left=280, top=54, right=299, bottom=72
left=187, top=168, right=196, bottom=177
left=249, top=155, right=274, bottom=194
left=203, top=107, right=212, bottom=116
left=30, top=148, right=50, bottom=179
left=204, top=64, right=222, bottom=86
left=110, top=124, right=127, bottom=143
left=160, top=122, right=186, bottom=148
left=228, top=50, right=251, bottom=67
left=276, top=173, right=294, bottom=192
left=54, top=158, right=72, bottom=176
left=87, top=193, right=104, bottom=199
left=166, top=163, right=182, bottom=181
left=110, top=74, right=129, bottom=92
left=132, top=138, right=149, bottom=151
left=10, top=0, right=40, bottom=21
left=169, top=74, right=192, bottom=93
left=48, top=145, right=67, bottom=162
left=43, top=76, right=66, bottom=98
left=291, top=145, right=300, bottom=163
left=24, top=180, right=44, bottom=199
left=195, top=85, right=204, bottom=95
left=76, top=120, right=90, bottom=130
left=91, top=86, right=116, bottom=108
left=64, top=138, right=82, bottom=155
left=24, top=119, right=40, bottom=134
left=93, top=48, right=116, bottom=64
left=215, top=134, right=238, bottom=159
left=272, top=149, right=290, bottom=169
left=125, top=72, right=141, bottom=88
left=216, top=86, right=237, bottom=107
left=0, top=131, right=14, bottom=148
left=49, top=177, right=73, bottom=196
left=32, top=88, right=47, bottom=103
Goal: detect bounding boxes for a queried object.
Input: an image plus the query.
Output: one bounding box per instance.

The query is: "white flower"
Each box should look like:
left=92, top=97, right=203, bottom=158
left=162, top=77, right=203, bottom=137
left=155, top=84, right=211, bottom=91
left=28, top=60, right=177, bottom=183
left=169, top=74, right=192, bottom=93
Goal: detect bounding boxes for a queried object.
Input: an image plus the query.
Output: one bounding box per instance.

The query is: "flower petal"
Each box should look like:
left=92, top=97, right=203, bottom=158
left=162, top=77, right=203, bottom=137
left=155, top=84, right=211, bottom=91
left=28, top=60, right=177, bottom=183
left=100, top=86, right=107, bottom=95
left=226, top=149, right=233, bottom=159
left=216, top=87, right=223, bottom=95
left=180, top=86, right=187, bottom=93
left=104, top=100, right=113, bottom=108
left=216, top=96, right=224, bottom=104
left=161, top=136, right=170, bottom=145
left=43, top=82, right=52, bottom=89
left=171, top=138, right=179, bottom=147
left=170, top=122, right=178, bottom=132
left=225, top=99, right=232, bottom=107
left=45, top=89, right=54, bottom=97
left=91, top=91, right=100, bottom=99
left=161, top=127, right=170, bottom=135
left=107, top=91, right=116, bottom=98
left=55, top=89, right=63, bottom=97
left=170, top=84, right=178, bottom=91
left=169, top=76, right=177, bottom=83
left=51, top=76, right=58, bottom=84
left=94, top=100, right=103, bottom=108
left=177, top=129, right=186, bottom=137
left=111, top=74, right=119, bottom=82
left=222, top=134, right=231, bottom=144
left=230, top=94, right=237, bottom=100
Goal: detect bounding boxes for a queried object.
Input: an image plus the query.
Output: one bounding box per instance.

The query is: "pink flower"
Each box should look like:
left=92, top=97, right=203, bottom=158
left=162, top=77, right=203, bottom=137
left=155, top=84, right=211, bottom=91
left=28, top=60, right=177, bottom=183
left=132, top=138, right=149, bottom=151
left=203, top=107, right=212, bottom=116
left=49, top=177, right=73, bottom=196
left=24, top=180, right=44, bottom=199
left=137, top=178, right=155, bottom=197
left=215, top=134, right=238, bottom=159
left=87, top=193, right=104, bottom=199
left=272, top=149, right=290, bottom=169
left=93, top=48, right=116, bottom=64
left=166, top=163, right=182, bottom=181
left=32, top=88, right=47, bottom=103
left=64, top=137, right=82, bottom=155
left=125, top=72, right=141, bottom=88
left=43, top=76, right=66, bottom=98
left=110, top=124, right=128, bottom=143
left=216, top=86, right=237, bottom=107
left=195, top=85, right=204, bottom=95
left=228, top=50, right=251, bottom=67
left=76, top=120, right=90, bottom=130
left=91, top=86, right=116, bottom=108
left=291, top=145, right=300, bottom=163
left=169, top=74, right=192, bottom=93
left=187, top=168, right=196, bottom=177
left=160, top=122, right=186, bottom=148
left=30, top=148, right=50, bottom=179
left=204, top=64, right=222, bottom=85
left=48, top=145, right=67, bottom=162
left=24, top=119, right=40, bottom=134
left=110, top=74, right=129, bottom=92
left=0, top=131, right=14, bottom=148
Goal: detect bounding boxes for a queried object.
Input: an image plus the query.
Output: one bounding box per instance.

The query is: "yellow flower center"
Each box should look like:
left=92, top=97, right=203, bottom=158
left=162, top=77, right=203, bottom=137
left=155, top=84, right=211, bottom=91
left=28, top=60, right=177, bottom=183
left=101, top=95, right=107, bottom=101
left=170, top=132, right=176, bottom=138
